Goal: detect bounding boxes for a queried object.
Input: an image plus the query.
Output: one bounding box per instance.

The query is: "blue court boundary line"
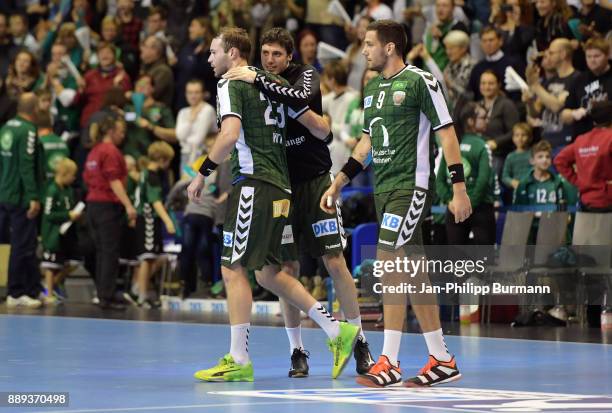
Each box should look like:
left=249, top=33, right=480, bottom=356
left=2, top=314, right=610, bottom=347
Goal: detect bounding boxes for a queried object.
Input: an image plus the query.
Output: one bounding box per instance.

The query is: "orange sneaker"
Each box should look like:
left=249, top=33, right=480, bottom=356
left=355, top=355, right=402, bottom=387
left=403, top=355, right=461, bottom=387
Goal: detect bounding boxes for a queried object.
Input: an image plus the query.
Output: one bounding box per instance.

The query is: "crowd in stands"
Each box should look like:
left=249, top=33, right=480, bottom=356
left=0, top=0, right=610, bottom=316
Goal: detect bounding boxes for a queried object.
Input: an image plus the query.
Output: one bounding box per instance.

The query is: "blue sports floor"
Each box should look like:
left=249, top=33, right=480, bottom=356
left=1, top=314, right=611, bottom=413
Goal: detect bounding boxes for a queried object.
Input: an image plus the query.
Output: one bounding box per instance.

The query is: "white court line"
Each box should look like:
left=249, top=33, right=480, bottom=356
left=30, top=400, right=322, bottom=413
left=2, top=314, right=609, bottom=347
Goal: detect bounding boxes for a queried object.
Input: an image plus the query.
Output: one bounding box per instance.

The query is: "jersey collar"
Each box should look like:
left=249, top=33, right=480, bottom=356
left=384, top=64, right=409, bottom=80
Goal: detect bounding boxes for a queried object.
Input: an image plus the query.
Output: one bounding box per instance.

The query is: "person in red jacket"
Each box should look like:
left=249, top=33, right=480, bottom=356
left=83, top=115, right=137, bottom=310
left=554, top=101, right=612, bottom=212
left=76, top=42, right=132, bottom=130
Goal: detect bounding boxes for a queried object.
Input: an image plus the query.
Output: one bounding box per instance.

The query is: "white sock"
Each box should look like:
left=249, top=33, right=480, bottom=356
left=308, top=303, right=340, bottom=339
left=230, top=323, right=250, bottom=365
left=285, top=326, right=303, bottom=354
left=382, top=329, right=402, bottom=366
left=423, top=328, right=452, bottom=362
left=347, top=316, right=366, bottom=342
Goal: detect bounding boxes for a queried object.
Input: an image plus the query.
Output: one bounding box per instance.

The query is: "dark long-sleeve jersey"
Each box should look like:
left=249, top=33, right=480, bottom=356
left=254, top=63, right=332, bottom=184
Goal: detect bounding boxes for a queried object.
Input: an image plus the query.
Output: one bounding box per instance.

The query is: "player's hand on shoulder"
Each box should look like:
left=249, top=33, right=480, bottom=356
left=222, top=66, right=257, bottom=83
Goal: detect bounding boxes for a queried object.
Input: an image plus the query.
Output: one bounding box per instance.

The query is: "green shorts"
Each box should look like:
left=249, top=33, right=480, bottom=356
left=221, top=178, right=291, bottom=271
left=281, top=173, right=346, bottom=261
left=375, top=188, right=431, bottom=252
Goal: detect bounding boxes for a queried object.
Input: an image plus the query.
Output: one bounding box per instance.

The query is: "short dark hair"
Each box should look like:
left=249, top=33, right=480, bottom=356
left=218, top=27, right=251, bottom=60
left=186, top=78, right=205, bottom=91
left=148, top=6, right=167, bottom=20
left=591, top=100, right=612, bottom=127
left=323, top=60, right=348, bottom=86
left=261, top=27, right=294, bottom=55
left=531, top=140, right=552, bottom=156
left=366, top=20, right=407, bottom=57
left=480, top=25, right=502, bottom=39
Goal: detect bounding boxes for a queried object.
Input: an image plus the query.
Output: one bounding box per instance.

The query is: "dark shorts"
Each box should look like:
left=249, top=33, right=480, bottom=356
left=375, top=188, right=431, bottom=252
left=135, top=204, right=163, bottom=261
left=41, top=230, right=82, bottom=270
left=281, top=173, right=346, bottom=261
left=221, top=178, right=291, bottom=271
left=120, top=223, right=140, bottom=266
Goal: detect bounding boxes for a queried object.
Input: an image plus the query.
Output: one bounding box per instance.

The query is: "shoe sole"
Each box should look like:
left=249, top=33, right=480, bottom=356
left=355, top=374, right=403, bottom=388
left=403, top=373, right=462, bottom=388
left=289, top=372, right=308, bottom=378
left=194, top=375, right=254, bottom=382
left=332, top=328, right=360, bottom=379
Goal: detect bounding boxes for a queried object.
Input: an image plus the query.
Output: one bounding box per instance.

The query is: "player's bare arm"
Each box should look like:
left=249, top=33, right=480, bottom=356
left=320, top=132, right=372, bottom=213
left=437, top=124, right=472, bottom=223
left=295, top=110, right=331, bottom=140
left=187, top=116, right=242, bottom=203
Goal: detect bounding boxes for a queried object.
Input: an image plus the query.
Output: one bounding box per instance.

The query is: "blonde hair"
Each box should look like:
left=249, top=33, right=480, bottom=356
left=443, top=30, right=470, bottom=48
left=147, top=141, right=175, bottom=162
left=102, top=15, right=119, bottom=29
left=512, top=122, right=533, bottom=145
left=55, top=158, right=78, bottom=177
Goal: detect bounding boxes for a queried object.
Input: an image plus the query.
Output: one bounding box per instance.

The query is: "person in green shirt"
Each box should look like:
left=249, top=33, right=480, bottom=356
left=437, top=102, right=496, bottom=244
left=38, top=108, right=70, bottom=181
left=122, top=75, right=177, bottom=159
left=0, top=93, right=44, bottom=307
left=502, top=122, right=533, bottom=195
left=40, top=158, right=83, bottom=305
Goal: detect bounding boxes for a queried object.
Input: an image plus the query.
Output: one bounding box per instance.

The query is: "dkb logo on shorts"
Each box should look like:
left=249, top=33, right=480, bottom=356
left=312, top=219, right=338, bottom=238
left=381, top=213, right=402, bottom=232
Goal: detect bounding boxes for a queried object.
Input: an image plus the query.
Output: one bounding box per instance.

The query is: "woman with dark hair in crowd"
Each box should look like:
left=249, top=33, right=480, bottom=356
left=5, top=49, right=43, bottom=99
left=83, top=116, right=136, bottom=310
left=491, top=0, right=535, bottom=65
left=534, top=0, right=574, bottom=51
left=174, top=17, right=217, bottom=110
left=344, top=16, right=373, bottom=91
left=477, top=70, right=520, bottom=175
left=295, top=29, right=321, bottom=72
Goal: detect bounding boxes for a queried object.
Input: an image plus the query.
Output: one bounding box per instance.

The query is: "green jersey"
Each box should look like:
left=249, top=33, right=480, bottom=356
left=123, top=102, right=175, bottom=159
left=217, top=72, right=302, bottom=192
left=363, top=65, right=453, bottom=194
left=501, top=150, right=531, bottom=188
left=40, top=132, right=70, bottom=180
left=514, top=169, right=566, bottom=206
left=436, top=133, right=495, bottom=207
left=0, top=116, right=41, bottom=207
left=41, top=180, right=75, bottom=252
left=134, top=168, right=163, bottom=216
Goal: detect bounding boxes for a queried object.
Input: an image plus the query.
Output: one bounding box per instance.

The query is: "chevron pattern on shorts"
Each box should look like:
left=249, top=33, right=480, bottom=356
left=396, top=190, right=426, bottom=248
left=231, top=186, right=255, bottom=264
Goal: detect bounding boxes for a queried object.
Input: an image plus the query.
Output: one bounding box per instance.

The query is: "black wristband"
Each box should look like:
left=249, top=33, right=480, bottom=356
left=199, top=157, right=219, bottom=177
left=323, top=131, right=333, bottom=144
left=340, top=157, right=363, bottom=181
left=448, top=163, right=465, bottom=184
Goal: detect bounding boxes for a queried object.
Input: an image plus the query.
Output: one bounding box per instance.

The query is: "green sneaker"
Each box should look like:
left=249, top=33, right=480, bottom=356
left=193, top=354, right=254, bottom=382
left=327, top=322, right=360, bottom=379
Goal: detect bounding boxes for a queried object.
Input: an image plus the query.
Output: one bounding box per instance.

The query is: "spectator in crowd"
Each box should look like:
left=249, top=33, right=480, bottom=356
left=421, top=0, right=469, bottom=72
left=5, top=49, right=43, bottom=100
left=175, top=79, right=217, bottom=173
left=40, top=158, right=82, bottom=305
left=43, top=42, right=80, bottom=137
left=534, top=0, right=574, bottom=52
left=76, top=42, right=132, bottom=132
left=468, top=26, right=524, bottom=101
left=345, top=16, right=373, bottom=92
left=322, top=60, right=359, bottom=175
left=177, top=136, right=232, bottom=299
left=304, top=0, right=346, bottom=50
left=437, top=102, right=496, bottom=245
left=524, top=38, right=581, bottom=150
left=477, top=70, right=520, bottom=174
left=0, top=78, right=16, bottom=124
left=131, top=141, right=176, bottom=308
left=174, top=17, right=217, bottom=110
left=116, top=0, right=143, bottom=50
left=295, top=29, right=321, bottom=72
left=83, top=116, right=136, bottom=310
left=0, top=93, right=42, bottom=308
left=576, top=0, right=612, bottom=42
left=502, top=122, right=533, bottom=192
left=490, top=0, right=534, bottom=67
left=353, top=0, right=394, bottom=25
left=514, top=140, right=566, bottom=207
left=213, top=0, right=252, bottom=34
left=123, top=75, right=176, bottom=158
left=561, top=37, right=612, bottom=139
left=140, top=6, right=177, bottom=66
left=140, top=35, right=174, bottom=108
left=0, top=13, right=17, bottom=78
left=93, top=16, right=139, bottom=82
left=42, top=22, right=84, bottom=70
left=9, top=13, right=40, bottom=56
left=555, top=101, right=612, bottom=212
left=38, top=106, right=69, bottom=181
